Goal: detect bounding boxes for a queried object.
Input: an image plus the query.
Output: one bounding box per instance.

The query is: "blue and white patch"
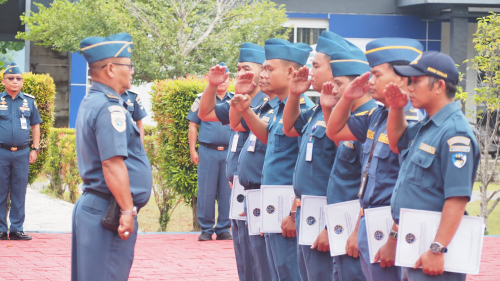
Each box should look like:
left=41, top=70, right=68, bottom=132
left=306, top=216, right=316, bottom=226
left=236, top=194, right=245, bottom=203
left=111, top=112, right=127, bottom=132
left=452, top=153, right=467, bottom=168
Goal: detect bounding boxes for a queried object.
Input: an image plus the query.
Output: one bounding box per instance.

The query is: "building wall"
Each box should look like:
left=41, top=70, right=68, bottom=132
left=274, top=0, right=399, bottom=15
left=30, top=45, right=70, bottom=128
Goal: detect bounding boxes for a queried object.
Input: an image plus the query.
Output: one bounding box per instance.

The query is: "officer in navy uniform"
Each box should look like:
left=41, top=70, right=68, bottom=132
left=385, top=51, right=480, bottom=281
left=282, top=31, right=358, bottom=280
left=120, top=89, right=147, bottom=143
left=230, top=38, right=315, bottom=281
left=187, top=63, right=233, bottom=242
left=0, top=62, right=41, bottom=241
left=321, top=44, right=378, bottom=281
left=198, top=44, right=268, bottom=281
left=326, top=38, right=425, bottom=281
left=72, top=33, right=153, bottom=281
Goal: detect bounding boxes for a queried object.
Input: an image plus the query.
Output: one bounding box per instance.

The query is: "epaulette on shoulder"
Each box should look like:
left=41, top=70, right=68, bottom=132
left=23, top=93, right=35, bottom=99
left=453, top=114, right=468, bottom=133
left=375, top=101, right=384, bottom=107
left=106, top=94, right=121, bottom=102
left=355, top=110, right=369, bottom=116
left=369, top=107, right=377, bottom=115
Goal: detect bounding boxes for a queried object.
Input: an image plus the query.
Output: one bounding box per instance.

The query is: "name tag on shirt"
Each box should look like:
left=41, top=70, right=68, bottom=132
left=247, top=134, right=256, bottom=152
left=21, top=117, right=27, bottom=129
left=231, top=133, right=239, bottom=152
left=306, top=141, right=313, bottom=161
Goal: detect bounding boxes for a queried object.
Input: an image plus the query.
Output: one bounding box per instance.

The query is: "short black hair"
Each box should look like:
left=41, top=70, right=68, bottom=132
left=428, top=76, right=457, bottom=99
left=388, top=60, right=411, bottom=85
left=345, top=75, right=358, bottom=82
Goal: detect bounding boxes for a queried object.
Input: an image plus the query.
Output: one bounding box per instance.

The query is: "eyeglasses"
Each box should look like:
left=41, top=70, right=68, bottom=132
left=4, top=77, right=23, bottom=82
left=102, top=63, right=134, bottom=71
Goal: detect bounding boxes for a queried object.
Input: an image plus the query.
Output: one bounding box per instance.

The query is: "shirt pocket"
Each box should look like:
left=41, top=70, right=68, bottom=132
left=312, top=126, right=327, bottom=155
left=0, top=109, right=9, bottom=119
left=406, top=149, right=436, bottom=187
left=334, top=144, right=359, bottom=180
left=19, top=110, right=32, bottom=126
left=372, top=143, right=391, bottom=179
left=131, top=122, right=145, bottom=155
left=273, top=124, right=287, bottom=152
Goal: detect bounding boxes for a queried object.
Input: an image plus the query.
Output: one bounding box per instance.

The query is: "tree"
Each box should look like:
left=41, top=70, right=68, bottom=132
left=18, top=0, right=290, bottom=83
left=461, top=12, right=500, bottom=232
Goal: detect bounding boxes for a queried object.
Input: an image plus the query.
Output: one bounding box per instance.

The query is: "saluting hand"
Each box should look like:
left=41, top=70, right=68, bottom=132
left=235, top=71, right=256, bottom=96
left=230, top=94, right=252, bottom=113
left=343, top=72, right=371, bottom=101
left=29, top=151, right=37, bottom=164
left=345, top=230, right=359, bottom=258
left=374, top=239, right=396, bottom=268
left=414, top=250, right=445, bottom=276
left=311, top=228, right=330, bottom=252
left=320, top=81, right=339, bottom=109
left=289, top=66, right=311, bottom=96
left=118, top=214, right=135, bottom=240
left=208, top=65, right=230, bottom=86
left=281, top=216, right=297, bottom=238
left=384, top=83, right=409, bottom=109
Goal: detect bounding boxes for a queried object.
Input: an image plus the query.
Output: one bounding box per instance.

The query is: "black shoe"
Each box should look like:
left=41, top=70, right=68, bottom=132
left=216, top=231, right=233, bottom=241
left=198, top=232, right=213, bottom=241
left=0, top=231, right=7, bottom=240
left=9, top=231, right=32, bottom=241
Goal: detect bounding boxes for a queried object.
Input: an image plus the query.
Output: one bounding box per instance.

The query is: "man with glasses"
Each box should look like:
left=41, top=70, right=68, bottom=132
left=0, top=62, right=42, bottom=241
left=72, top=33, right=153, bottom=281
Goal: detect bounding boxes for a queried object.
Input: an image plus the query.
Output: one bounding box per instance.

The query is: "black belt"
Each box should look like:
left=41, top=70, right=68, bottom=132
left=0, top=144, right=29, bottom=152
left=245, top=183, right=261, bottom=190
left=85, top=189, right=112, bottom=201
left=199, top=142, right=228, bottom=151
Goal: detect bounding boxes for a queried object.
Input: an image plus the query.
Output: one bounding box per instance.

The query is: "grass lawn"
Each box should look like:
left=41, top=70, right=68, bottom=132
left=473, top=182, right=500, bottom=192
left=466, top=200, right=500, bottom=235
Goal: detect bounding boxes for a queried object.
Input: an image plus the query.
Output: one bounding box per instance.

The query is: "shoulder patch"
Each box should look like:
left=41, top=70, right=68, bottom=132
left=23, top=93, right=35, bottom=99
left=355, top=110, right=368, bottom=116
left=108, top=105, right=128, bottom=114
left=447, top=136, right=471, bottom=146
left=111, top=112, right=127, bottom=132
left=191, top=99, right=200, bottom=112
left=453, top=115, right=468, bottom=133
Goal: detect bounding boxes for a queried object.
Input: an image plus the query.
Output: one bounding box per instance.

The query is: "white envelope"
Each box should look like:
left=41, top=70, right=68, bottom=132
left=363, top=206, right=394, bottom=264
left=396, top=208, right=484, bottom=274
left=324, top=200, right=361, bottom=256
left=260, top=185, right=295, bottom=233
left=246, top=189, right=262, bottom=236
left=298, top=195, right=327, bottom=245
left=229, top=176, right=246, bottom=221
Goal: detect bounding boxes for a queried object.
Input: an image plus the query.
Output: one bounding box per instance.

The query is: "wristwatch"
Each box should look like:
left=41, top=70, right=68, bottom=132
left=32, top=147, right=40, bottom=153
left=121, top=206, right=138, bottom=216
left=430, top=242, right=448, bottom=254
left=289, top=211, right=296, bottom=221
left=389, top=230, right=398, bottom=240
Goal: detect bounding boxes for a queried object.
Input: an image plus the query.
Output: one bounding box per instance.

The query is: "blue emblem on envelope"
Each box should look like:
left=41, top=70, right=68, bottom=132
left=253, top=208, right=261, bottom=217
left=405, top=233, right=416, bottom=244
left=334, top=225, right=344, bottom=235
left=374, top=230, right=384, bottom=241
left=237, top=194, right=245, bottom=203
left=266, top=205, right=275, bottom=214
left=306, top=216, right=316, bottom=226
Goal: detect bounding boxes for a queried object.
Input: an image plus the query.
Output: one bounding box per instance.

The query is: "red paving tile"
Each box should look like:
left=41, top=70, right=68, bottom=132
left=0, top=234, right=498, bottom=280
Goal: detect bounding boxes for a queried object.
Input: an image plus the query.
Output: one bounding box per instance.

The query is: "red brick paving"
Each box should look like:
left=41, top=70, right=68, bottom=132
left=0, top=234, right=498, bottom=280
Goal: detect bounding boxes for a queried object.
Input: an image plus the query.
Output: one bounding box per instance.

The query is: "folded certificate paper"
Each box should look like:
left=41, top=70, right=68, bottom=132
left=260, top=185, right=295, bottom=233
left=396, top=208, right=484, bottom=274
left=298, top=195, right=327, bottom=246
left=246, top=190, right=261, bottom=236
left=364, top=206, right=394, bottom=264
left=324, top=200, right=361, bottom=256
left=229, top=176, right=246, bottom=221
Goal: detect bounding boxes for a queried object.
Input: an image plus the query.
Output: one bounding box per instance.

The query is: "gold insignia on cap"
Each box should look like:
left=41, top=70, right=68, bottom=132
left=127, top=47, right=131, bottom=53
left=8, top=70, right=12, bottom=73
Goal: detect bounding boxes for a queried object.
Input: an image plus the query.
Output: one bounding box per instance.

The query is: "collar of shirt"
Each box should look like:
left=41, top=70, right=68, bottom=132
left=1, top=91, right=25, bottom=100
left=217, top=91, right=233, bottom=102
left=353, top=99, right=377, bottom=115
left=423, top=100, right=461, bottom=127
left=90, top=81, right=120, bottom=97
left=251, top=91, right=267, bottom=108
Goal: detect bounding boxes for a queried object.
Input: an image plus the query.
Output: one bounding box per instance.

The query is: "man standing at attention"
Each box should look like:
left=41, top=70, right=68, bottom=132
left=72, top=33, right=153, bottom=281
left=0, top=62, right=41, bottom=241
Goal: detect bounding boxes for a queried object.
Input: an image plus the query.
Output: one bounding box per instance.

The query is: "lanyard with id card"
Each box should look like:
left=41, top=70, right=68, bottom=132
left=247, top=133, right=257, bottom=152
left=305, top=125, right=316, bottom=162
left=20, top=111, right=27, bottom=130
left=231, top=133, right=239, bottom=152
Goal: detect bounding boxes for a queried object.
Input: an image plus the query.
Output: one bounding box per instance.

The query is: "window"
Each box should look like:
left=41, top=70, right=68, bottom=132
left=295, top=28, right=326, bottom=45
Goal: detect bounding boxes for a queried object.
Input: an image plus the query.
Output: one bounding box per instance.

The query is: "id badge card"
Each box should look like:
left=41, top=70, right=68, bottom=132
left=247, top=134, right=256, bottom=152
left=306, top=141, right=313, bottom=161
left=231, top=133, right=239, bottom=152
left=21, top=116, right=27, bottom=130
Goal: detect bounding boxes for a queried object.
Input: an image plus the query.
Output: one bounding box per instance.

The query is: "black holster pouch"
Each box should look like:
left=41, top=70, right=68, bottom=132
left=101, top=196, right=121, bottom=232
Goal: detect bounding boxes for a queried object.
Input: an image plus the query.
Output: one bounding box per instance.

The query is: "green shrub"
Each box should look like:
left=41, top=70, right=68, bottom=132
left=59, top=133, right=81, bottom=203
left=150, top=76, right=209, bottom=230
left=44, top=128, right=75, bottom=195
left=0, top=71, right=56, bottom=184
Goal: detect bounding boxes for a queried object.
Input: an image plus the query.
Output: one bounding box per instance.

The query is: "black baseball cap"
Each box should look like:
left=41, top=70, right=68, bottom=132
left=393, top=51, right=459, bottom=84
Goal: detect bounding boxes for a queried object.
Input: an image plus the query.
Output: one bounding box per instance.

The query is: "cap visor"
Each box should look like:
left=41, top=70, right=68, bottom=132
left=393, top=65, right=427, bottom=78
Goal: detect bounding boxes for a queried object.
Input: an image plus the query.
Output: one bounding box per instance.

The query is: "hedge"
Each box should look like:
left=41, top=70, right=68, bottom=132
left=0, top=71, right=56, bottom=184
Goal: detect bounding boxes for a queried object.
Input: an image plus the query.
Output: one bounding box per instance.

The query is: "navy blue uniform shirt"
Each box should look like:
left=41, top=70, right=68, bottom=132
left=327, top=99, right=378, bottom=204
left=187, top=92, right=232, bottom=146
left=391, top=101, right=479, bottom=223
left=347, top=101, right=423, bottom=208
left=121, top=90, right=147, bottom=122
left=0, top=91, right=42, bottom=146
left=292, top=103, right=337, bottom=198
left=213, top=91, right=268, bottom=182
left=262, top=96, right=315, bottom=186
left=75, top=82, right=153, bottom=208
